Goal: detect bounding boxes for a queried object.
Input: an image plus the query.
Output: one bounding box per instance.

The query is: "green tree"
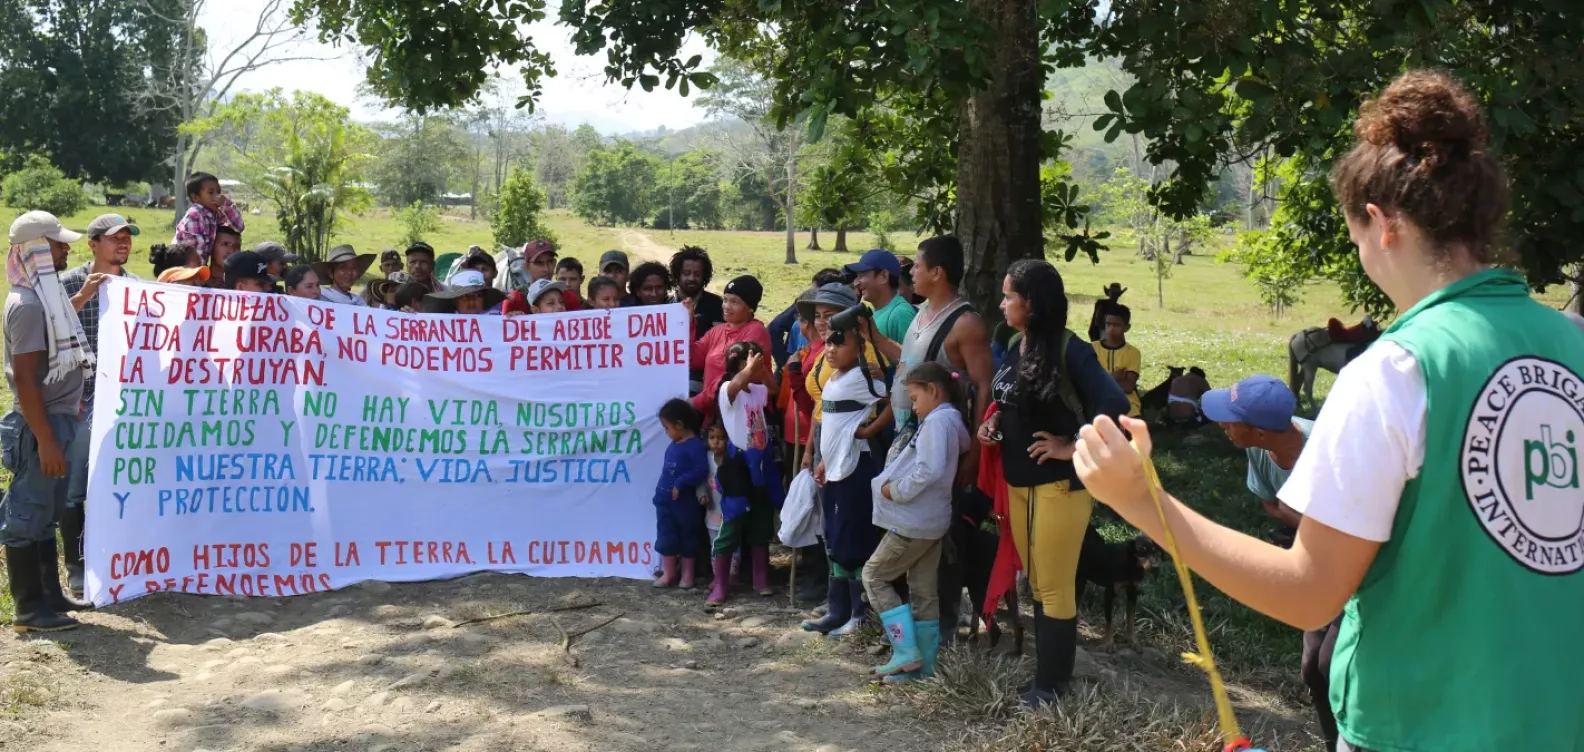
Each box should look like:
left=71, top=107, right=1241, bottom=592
left=571, top=141, right=660, bottom=226
left=370, top=114, right=470, bottom=207
left=799, top=126, right=884, bottom=253
left=532, top=125, right=577, bottom=210
left=2, top=155, right=87, bottom=216
left=1090, top=0, right=1584, bottom=314
left=697, top=57, right=803, bottom=263
left=0, top=0, right=183, bottom=183
left=191, top=89, right=373, bottom=262
left=492, top=168, right=556, bottom=249
left=396, top=200, right=442, bottom=247
left=654, top=149, right=725, bottom=230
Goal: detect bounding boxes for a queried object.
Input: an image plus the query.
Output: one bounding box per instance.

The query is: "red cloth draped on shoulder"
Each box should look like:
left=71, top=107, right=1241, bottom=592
left=979, top=401, right=1020, bottom=625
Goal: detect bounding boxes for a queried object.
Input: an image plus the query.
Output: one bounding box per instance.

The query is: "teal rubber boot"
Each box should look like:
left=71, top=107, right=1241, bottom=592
left=884, top=618, right=940, bottom=684
left=871, top=604, right=923, bottom=675
left=915, top=619, right=942, bottom=678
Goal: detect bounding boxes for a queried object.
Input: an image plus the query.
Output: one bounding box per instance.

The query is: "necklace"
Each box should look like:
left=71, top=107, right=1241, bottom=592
left=915, top=295, right=963, bottom=333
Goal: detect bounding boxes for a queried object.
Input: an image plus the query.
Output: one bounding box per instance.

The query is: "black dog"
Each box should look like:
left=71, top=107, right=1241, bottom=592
left=1075, top=525, right=1162, bottom=648
left=1140, top=365, right=1186, bottom=413
left=957, top=487, right=1024, bottom=654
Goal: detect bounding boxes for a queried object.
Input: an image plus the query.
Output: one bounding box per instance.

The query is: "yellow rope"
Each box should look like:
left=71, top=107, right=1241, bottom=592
left=1134, top=437, right=1245, bottom=747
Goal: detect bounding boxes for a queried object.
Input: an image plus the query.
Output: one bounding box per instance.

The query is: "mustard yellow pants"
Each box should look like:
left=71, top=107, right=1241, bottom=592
left=1007, top=481, right=1094, bottom=619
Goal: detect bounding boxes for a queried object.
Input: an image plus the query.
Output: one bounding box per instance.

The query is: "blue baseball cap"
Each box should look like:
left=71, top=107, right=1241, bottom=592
left=1200, top=375, right=1295, bottom=432
left=843, top=249, right=903, bottom=280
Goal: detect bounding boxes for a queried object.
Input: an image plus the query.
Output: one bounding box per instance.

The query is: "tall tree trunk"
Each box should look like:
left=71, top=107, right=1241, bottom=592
left=1571, top=265, right=1583, bottom=314
left=807, top=226, right=821, bottom=250
left=954, top=0, right=1044, bottom=319
left=834, top=227, right=849, bottom=253
left=172, top=130, right=188, bottom=228
left=1158, top=235, right=1169, bottom=307
left=784, top=150, right=798, bottom=264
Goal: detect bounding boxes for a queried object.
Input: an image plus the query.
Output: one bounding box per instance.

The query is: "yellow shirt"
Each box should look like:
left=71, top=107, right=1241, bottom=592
left=1093, top=340, right=1143, bottom=417
left=805, top=342, right=883, bottom=421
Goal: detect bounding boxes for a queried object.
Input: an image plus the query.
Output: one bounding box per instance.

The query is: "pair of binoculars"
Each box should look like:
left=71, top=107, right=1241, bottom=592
left=829, top=303, right=872, bottom=333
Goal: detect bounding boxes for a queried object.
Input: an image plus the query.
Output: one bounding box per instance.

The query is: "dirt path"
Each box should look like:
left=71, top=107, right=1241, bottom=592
left=618, top=230, right=675, bottom=265
left=1, top=572, right=1321, bottom=752
left=5, top=574, right=933, bottom=752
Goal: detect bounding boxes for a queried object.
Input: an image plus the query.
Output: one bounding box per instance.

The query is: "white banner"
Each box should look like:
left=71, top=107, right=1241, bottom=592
left=84, top=280, right=688, bottom=606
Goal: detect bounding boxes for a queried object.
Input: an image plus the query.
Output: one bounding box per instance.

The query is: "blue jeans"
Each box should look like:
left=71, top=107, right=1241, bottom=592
left=0, top=412, right=80, bottom=546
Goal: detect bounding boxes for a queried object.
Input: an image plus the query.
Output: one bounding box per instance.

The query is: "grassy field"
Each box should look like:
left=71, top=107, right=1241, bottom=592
left=0, top=204, right=1569, bottom=704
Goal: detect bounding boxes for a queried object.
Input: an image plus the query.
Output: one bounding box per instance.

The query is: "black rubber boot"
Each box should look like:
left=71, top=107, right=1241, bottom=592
left=38, top=537, right=92, bottom=612
left=1021, top=611, right=1076, bottom=707
left=800, top=577, right=852, bottom=634
left=936, top=536, right=962, bottom=647
left=795, top=545, right=828, bottom=603
left=7, top=544, right=79, bottom=633
left=60, top=504, right=85, bottom=597
left=1018, top=601, right=1044, bottom=693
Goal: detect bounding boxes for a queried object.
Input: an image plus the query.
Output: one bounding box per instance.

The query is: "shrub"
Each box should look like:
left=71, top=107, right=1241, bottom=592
left=395, top=200, right=442, bottom=247
left=2, top=156, right=87, bottom=217
left=492, top=168, right=557, bottom=249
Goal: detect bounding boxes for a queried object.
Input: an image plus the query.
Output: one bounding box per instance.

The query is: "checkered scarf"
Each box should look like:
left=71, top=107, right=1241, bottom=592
left=7, top=242, right=94, bottom=383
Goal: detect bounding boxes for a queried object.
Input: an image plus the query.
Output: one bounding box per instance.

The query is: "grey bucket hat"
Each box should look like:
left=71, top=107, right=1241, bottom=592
left=795, top=282, right=860, bottom=322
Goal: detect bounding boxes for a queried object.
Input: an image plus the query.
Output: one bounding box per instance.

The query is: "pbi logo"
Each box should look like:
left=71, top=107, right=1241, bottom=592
left=1460, top=357, right=1584, bottom=575
left=1524, top=425, right=1579, bottom=501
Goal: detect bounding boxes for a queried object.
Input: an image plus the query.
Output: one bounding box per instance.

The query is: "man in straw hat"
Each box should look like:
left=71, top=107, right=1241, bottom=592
left=423, top=269, right=506, bottom=315
left=314, top=244, right=375, bottom=307
left=2, top=211, right=99, bottom=632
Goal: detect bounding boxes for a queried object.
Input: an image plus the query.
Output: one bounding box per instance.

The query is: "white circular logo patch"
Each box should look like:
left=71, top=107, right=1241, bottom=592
left=1460, top=357, right=1584, bottom=574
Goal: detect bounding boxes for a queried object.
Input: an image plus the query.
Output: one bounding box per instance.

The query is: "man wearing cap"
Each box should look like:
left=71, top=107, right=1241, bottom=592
left=505, top=240, right=580, bottom=314
left=1200, top=375, right=1311, bottom=532
left=224, top=251, right=276, bottom=293
left=599, top=250, right=640, bottom=307
left=58, top=214, right=142, bottom=596
left=314, top=245, right=374, bottom=307
left=845, top=249, right=916, bottom=346
left=379, top=249, right=403, bottom=278
left=3, top=211, right=97, bottom=631
left=405, top=242, right=444, bottom=294
left=424, top=269, right=506, bottom=315
left=1199, top=373, right=1337, bottom=749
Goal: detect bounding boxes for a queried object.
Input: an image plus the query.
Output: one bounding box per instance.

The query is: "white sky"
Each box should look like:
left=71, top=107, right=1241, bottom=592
left=199, top=0, right=714, bottom=134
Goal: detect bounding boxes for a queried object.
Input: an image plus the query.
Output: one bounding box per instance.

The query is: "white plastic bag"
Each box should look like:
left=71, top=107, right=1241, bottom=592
left=778, top=469, right=822, bottom=548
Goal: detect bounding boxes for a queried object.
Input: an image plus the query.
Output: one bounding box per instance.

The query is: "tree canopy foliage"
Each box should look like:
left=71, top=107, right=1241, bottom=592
left=0, top=0, right=184, bottom=183
left=1092, top=0, right=1584, bottom=313
left=293, top=0, right=1584, bottom=314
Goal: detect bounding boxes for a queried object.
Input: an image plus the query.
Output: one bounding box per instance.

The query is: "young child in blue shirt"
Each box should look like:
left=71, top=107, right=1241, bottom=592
left=654, top=399, right=710, bottom=590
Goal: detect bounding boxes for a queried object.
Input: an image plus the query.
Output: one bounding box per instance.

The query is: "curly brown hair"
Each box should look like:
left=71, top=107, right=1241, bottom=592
left=1331, top=70, right=1509, bottom=263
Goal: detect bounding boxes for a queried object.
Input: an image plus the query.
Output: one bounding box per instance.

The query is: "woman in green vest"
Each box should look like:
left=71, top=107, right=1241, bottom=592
left=1072, top=70, right=1583, bottom=752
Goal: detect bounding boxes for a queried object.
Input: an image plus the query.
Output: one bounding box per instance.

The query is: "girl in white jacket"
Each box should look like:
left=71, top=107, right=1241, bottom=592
left=863, top=362, right=971, bottom=683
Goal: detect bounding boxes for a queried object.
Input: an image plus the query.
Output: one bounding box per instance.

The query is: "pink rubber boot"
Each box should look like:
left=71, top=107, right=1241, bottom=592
left=679, top=558, right=697, bottom=590
left=706, top=554, right=732, bottom=607
left=652, top=555, right=678, bottom=588
left=751, top=547, right=773, bottom=596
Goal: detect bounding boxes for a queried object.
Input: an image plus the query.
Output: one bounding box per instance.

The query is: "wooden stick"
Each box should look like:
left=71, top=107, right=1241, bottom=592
left=451, top=601, right=604, bottom=628
left=552, top=611, right=625, bottom=669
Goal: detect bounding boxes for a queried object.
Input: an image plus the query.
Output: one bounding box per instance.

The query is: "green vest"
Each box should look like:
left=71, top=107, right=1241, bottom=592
left=1331, top=269, right=1584, bottom=751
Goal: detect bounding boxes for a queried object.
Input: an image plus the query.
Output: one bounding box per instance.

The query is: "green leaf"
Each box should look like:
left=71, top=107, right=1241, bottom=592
left=1104, top=89, right=1123, bottom=113
left=639, top=74, right=658, bottom=91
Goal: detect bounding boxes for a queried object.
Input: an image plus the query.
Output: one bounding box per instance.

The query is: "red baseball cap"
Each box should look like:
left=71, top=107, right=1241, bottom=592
left=523, top=239, right=557, bottom=262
